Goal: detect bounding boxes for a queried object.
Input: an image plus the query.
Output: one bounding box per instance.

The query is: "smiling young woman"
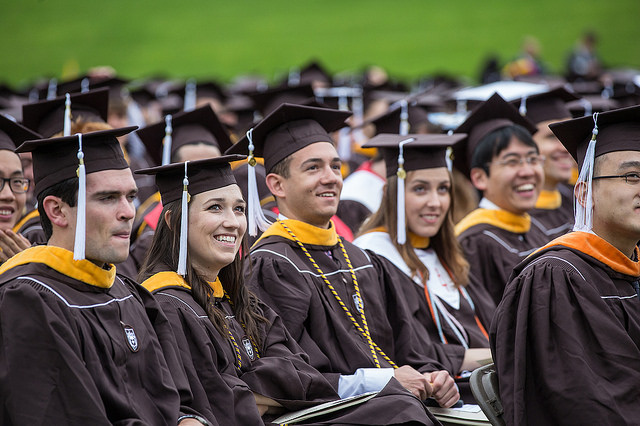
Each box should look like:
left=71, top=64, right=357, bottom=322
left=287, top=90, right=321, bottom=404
left=354, top=133, right=495, bottom=403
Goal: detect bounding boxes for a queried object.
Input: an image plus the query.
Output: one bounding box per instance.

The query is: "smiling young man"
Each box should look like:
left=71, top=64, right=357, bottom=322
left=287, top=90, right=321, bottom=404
left=0, top=127, right=210, bottom=425
left=227, top=103, right=458, bottom=420
left=511, top=87, right=580, bottom=239
left=453, top=93, right=549, bottom=307
left=490, top=105, right=640, bottom=425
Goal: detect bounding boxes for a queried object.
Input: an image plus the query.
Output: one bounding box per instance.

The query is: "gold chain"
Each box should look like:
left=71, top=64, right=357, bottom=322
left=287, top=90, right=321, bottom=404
left=278, top=220, right=397, bottom=369
left=222, top=291, right=261, bottom=371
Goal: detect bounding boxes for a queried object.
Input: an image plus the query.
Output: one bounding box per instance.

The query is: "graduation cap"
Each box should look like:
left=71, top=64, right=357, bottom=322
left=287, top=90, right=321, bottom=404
left=22, top=88, right=109, bottom=137
left=297, top=60, right=333, bottom=86
left=362, top=133, right=466, bottom=244
left=0, top=114, right=41, bottom=151
left=225, top=103, right=351, bottom=235
left=510, top=87, right=579, bottom=124
left=55, top=76, right=129, bottom=96
left=226, top=103, right=352, bottom=173
left=248, top=83, right=316, bottom=116
left=566, top=95, right=619, bottom=118
left=452, top=93, right=538, bottom=177
left=16, top=126, right=136, bottom=260
left=370, top=103, right=431, bottom=135
left=135, top=155, right=245, bottom=275
left=168, top=80, right=228, bottom=112
left=136, top=105, right=232, bottom=166
left=549, top=104, right=640, bottom=232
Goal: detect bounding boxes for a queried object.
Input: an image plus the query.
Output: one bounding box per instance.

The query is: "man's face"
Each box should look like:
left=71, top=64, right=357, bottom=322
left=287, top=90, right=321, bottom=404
left=591, top=150, right=640, bottom=255
left=472, top=137, right=544, bottom=215
left=272, top=142, right=342, bottom=228
left=0, top=150, right=27, bottom=230
left=70, top=168, right=137, bottom=265
left=533, top=119, right=575, bottom=189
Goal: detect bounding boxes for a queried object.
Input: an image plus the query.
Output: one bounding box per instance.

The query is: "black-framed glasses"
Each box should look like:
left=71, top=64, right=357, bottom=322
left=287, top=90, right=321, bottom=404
left=0, top=177, right=30, bottom=194
left=592, top=173, right=640, bottom=185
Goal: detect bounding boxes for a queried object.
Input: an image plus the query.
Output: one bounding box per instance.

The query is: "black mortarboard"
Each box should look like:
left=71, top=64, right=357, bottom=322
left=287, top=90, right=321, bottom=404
left=362, top=133, right=467, bottom=177
left=370, top=105, right=432, bottom=135
left=22, top=88, right=109, bottom=137
left=136, top=155, right=244, bottom=275
left=15, top=126, right=134, bottom=197
left=136, top=105, right=232, bottom=166
left=361, top=132, right=465, bottom=244
left=298, top=61, right=332, bottom=86
left=249, top=84, right=316, bottom=116
left=225, top=103, right=352, bottom=173
left=511, top=87, right=579, bottom=124
left=136, top=155, right=245, bottom=204
left=549, top=104, right=640, bottom=167
left=0, top=114, right=41, bottom=151
left=453, top=93, right=537, bottom=176
left=55, top=76, right=129, bottom=97
left=169, top=81, right=228, bottom=102
left=566, top=95, right=619, bottom=118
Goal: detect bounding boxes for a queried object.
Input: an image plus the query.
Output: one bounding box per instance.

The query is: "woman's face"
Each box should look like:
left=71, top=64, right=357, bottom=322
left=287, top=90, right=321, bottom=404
left=187, top=184, right=246, bottom=279
left=0, top=150, right=27, bottom=231
left=404, top=167, right=451, bottom=238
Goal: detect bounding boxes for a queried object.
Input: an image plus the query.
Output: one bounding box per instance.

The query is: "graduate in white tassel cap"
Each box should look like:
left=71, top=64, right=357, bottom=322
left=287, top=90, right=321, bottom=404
left=227, top=103, right=460, bottom=410
left=353, top=133, right=495, bottom=403
left=3, top=126, right=212, bottom=425
left=491, top=104, right=640, bottom=426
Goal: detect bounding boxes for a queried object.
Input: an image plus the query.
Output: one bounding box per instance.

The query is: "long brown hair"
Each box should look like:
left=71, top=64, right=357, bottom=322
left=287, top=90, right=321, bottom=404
left=138, top=197, right=268, bottom=347
left=358, top=172, right=469, bottom=286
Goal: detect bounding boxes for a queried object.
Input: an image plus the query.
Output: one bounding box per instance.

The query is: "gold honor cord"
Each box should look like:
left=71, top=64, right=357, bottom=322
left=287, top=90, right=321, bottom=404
left=222, top=290, right=261, bottom=371
left=278, top=220, right=397, bottom=369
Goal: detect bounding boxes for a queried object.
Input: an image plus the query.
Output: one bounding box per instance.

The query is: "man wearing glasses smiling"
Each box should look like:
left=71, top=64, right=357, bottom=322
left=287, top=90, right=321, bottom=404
left=491, top=105, right=640, bottom=425
left=452, top=93, right=550, bottom=314
left=0, top=115, right=39, bottom=263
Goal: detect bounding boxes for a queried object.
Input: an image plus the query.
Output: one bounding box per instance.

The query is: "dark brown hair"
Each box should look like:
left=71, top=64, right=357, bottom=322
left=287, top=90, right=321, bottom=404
left=359, top=172, right=469, bottom=286
left=138, top=197, right=268, bottom=346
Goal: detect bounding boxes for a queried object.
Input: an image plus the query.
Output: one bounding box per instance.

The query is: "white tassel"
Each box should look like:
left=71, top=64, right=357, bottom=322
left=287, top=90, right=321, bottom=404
left=337, top=93, right=352, bottom=161
left=337, top=127, right=352, bottom=162
left=399, top=100, right=409, bottom=136
left=177, top=161, right=190, bottom=276
left=73, top=133, right=86, bottom=260
left=63, top=94, right=72, bottom=137
left=47, top=78, right=57, bottom=100
left=445, top=147, right=454, bottom=172
left=184, top=79, right=197, bottom=112
left=519, top=96, right=528, bottom=116
left=162, top=115, right=173, bottom=165
left=352, top=93, right=366, bottom=144
left=80, top=77, right=90, bottom=93
left=573, top=113, right=598, bottom=232
left=246, top=129, right=272, bottom=236
left=396, top=137, right=415, bottom=244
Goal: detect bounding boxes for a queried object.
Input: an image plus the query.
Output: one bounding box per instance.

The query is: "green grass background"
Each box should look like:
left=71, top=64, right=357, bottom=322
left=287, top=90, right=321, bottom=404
left=2, top=0, right=639, bottom=87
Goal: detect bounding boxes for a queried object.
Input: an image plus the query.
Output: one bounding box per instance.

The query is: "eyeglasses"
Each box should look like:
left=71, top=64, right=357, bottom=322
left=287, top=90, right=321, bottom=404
left=0, top=177, right=30, bottom=194
left=492, top=155, right=545, bottom=169
left=592, top=172, right=640, bottom=185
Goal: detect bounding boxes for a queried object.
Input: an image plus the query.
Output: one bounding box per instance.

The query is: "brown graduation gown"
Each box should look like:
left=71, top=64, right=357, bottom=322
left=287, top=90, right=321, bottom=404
left=145, top=269, right=438, bottom=425
left=456, top=209, right=549, bottom=308
left=0, top=246, right=209, bottom=425
left=13, top=209, right=47, bottom=245
left=246, top=220, right=448, bottom=376
left=491, top=232, right=640, bottom=426
left=529, top=188, right=574, bottom=240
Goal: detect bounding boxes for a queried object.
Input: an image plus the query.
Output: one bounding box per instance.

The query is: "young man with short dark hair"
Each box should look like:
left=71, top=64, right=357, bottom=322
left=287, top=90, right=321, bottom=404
left=228, top=104, right=459, bottom=417
left=0, top=127, right=210, bottom=425
left=453, top=93, right=549, bottom=308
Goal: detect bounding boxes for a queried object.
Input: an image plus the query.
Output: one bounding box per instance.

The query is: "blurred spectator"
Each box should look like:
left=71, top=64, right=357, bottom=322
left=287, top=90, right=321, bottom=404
left=566, top=30, right=603, bottom=81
